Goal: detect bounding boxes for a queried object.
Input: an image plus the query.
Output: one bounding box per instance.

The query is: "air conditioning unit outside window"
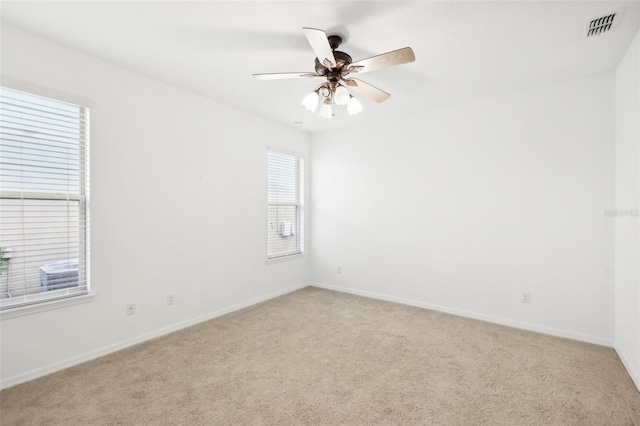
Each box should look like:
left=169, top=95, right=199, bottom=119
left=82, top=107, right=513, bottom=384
left=39, top=259, right=79, bottom=292
left=279, top=221, right=294, bottom=237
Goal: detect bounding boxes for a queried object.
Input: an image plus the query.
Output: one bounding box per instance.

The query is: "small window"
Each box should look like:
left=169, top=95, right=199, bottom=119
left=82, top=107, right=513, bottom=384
left=267, top=149, right=304, bottom=260
left=0, top=87, right=90, bottom=309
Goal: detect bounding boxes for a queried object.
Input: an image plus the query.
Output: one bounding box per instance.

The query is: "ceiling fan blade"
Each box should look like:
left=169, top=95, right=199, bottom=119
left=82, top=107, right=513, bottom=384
left=343, top=78, right=390, bottom=103
left=253, top=72, right=320, bottom=80
left=348, top=47, right=415, bottom=75
left=302, top=27, right=336, bottom=68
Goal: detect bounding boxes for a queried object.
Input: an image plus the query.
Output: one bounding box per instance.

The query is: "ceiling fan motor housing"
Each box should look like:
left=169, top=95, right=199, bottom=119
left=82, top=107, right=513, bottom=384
left=314, top=50, right=353, bottom=75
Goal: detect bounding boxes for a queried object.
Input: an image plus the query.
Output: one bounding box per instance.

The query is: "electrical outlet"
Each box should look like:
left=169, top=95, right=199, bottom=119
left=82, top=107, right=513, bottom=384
left=167, top=294, right=174, bottom=305
left=126, top=303, right=136, bottom=315
left=337, top=265, right=342, bottom=274
left=522, top=292, right=531, bottom=304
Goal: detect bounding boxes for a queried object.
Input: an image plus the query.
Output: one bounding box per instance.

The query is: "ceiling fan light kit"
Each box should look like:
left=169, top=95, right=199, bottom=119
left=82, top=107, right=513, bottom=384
left=303, top=81, right=353, bottom=118
left=302, top=90, right=320, bottom=112
left=333, top=85, right=350, bottom=106
left=347, top=96, right=363, bottom=116
left=318, top=100, right=333, bottom=119
left=253, top=27, right=415, bottom=120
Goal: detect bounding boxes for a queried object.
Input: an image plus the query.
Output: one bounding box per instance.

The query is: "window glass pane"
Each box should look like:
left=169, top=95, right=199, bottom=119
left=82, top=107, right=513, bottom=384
left=0, top=87, right=89, bottom=309
left=267, top=150, right=303, bottom=260
left=0, top=198, right=80, bottom=297
left=267, top=151, right=299, bottom=204
left=267, top=204, right=299, bottom=257
left=0, top=88, right=82, bottom=194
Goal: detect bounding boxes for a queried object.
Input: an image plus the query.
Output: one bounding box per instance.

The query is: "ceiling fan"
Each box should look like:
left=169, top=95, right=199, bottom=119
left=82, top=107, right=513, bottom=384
left=253, top=27, right=415, bottom=119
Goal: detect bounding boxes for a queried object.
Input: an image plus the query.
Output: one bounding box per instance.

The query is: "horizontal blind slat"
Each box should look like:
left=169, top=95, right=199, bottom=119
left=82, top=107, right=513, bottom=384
left=0, top=99, right=82, bottom=122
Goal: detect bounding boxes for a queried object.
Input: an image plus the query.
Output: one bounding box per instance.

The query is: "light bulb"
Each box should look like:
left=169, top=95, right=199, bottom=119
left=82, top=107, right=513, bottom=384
left=347, top=96, right=363, bottom=116
left=301, top=91, right=319, bottom=111
left=334, top=85, right=350, bottom=106
left=318, top=101, right=333, bottom=119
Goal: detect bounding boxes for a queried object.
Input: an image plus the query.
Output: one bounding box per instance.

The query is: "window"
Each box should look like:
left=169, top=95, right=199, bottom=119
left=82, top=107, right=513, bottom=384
left=0, top=87, right=90, bottom=310
left=267, top=149, right=304, bottom=260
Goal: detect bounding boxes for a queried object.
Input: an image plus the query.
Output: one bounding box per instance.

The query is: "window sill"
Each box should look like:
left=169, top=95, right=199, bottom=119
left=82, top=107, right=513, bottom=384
left=266, top=253, right=305, bottom=265
left=0, top=292, right=96, bottom=320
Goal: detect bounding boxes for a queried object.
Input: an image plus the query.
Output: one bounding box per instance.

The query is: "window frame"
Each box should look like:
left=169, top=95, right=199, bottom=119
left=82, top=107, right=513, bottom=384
left=0, top=86, right=91, bottom=313
left=266, top=147, right=305, bottom=262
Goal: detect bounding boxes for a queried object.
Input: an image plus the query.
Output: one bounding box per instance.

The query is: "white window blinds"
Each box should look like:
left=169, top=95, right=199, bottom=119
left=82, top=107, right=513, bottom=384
left=0, top=87, right=90, bottom=309
left=267, top=149, right=304, bottom=260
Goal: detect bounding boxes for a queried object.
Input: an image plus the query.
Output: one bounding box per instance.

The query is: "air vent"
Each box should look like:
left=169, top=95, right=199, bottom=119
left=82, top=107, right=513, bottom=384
left=587, top=11, right=620, bottom=37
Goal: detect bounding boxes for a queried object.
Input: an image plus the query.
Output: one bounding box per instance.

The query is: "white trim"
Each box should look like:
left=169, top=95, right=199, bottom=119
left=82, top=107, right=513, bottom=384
left=0, top=292, right=95, bottom=320
left=266, top=253, right=305, bottom=264
left=615, top=345, right=640, bottom=392
left=310, top=283, right=614, bottom=347
left=0, top=85, right=91, bottom=317
left=266, top=149, right=305, bottom=260
left=4, top=283, right=625, bottom=390
left=266, top=145, right=306, bottom=160
left=0, top=283, right=308, bottom=390
left=0, top=191, right=81, bottom=201
left=0, top=77, right=93, bottom=108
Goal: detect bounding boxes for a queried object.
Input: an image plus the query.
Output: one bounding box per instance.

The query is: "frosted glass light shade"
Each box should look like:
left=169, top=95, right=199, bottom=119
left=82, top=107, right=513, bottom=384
left=334, top=85, right=350, bottom=105
left=347, top=96, right=363, bottom=116
left=318, top=102, right=333, bottom=119
left=302, top=91, right=319, bottom=111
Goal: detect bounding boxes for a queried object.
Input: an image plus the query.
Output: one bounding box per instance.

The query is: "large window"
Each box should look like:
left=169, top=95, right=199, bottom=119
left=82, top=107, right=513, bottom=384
left=267, top=149, right=304, bottom=260
left=0, top=87, right=90, bottom=309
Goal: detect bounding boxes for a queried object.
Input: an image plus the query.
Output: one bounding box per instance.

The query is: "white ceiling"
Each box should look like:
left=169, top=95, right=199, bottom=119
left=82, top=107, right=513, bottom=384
left=1, top=1, right=639, bottom=134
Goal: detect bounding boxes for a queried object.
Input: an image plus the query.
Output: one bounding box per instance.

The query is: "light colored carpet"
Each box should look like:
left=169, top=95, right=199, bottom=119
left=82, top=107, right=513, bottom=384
left=1, top=286, right=639, bottom=425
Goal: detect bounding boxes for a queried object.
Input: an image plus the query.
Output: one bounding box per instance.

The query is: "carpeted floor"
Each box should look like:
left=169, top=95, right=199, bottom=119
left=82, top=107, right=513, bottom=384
left=1, top=286, right=639, bottom=425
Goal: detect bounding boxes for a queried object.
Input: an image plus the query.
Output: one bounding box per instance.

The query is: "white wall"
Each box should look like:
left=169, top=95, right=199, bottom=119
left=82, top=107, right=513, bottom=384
left=311, top=74, right=615, bottom=346
left=0, top=25, right=310, bottom=388
left=1, top=21, right=635, bottom=392
left=614, top=28, right=640, bottom=390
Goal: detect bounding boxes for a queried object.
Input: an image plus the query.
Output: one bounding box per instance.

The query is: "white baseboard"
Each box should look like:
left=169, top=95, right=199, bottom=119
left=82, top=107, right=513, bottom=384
left=3, top=282, right=624, bottom=391
left=0, top=282, right=308, bottom=390
left=615, top=345, right=640, bottom=392
left=311, top=283, right=614, bottom=348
